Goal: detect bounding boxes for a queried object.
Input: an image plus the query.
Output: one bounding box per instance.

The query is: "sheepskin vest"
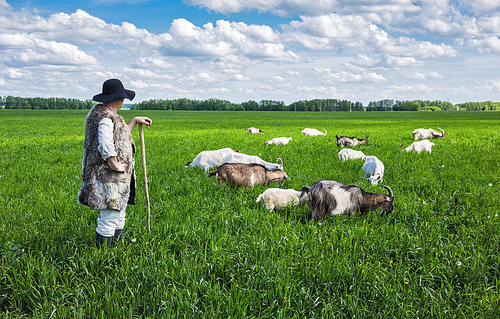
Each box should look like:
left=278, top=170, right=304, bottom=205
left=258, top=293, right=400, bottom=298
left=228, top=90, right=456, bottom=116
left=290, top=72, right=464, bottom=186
left=78, top=104, right=136, bottom=210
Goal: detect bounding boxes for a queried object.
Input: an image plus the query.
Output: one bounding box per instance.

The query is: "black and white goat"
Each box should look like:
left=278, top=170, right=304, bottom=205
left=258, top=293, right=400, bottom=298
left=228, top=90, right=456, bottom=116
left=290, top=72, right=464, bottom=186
left=412, top=127, right=446, bottom=140
left=300, top=180, right=394, bottom=221
left=246, top=127, right=264, bottom=134
left=336, top=134, right=368, bottom=147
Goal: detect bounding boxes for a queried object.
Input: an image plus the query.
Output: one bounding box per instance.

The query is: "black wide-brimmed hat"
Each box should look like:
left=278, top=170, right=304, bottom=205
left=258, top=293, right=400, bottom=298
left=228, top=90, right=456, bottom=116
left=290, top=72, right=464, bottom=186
left=93, top=79, right=135, bottom=103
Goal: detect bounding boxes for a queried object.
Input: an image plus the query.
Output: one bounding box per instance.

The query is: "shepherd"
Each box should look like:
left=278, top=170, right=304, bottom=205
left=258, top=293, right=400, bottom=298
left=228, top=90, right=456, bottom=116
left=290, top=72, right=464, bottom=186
left=78, top=79, right=152, bottom=248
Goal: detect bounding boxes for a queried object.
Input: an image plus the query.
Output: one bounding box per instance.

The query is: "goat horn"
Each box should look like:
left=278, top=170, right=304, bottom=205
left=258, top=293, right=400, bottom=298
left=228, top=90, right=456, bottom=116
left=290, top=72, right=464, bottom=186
left=276, top=155, right=283, bottom=169
left=380, top=185, right=393, bottom=198
left=438, top=127, right=446, bottom=137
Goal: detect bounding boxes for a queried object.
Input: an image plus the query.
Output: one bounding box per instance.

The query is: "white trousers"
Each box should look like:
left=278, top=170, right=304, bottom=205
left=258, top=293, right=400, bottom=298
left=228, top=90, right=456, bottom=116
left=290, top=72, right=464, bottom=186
left=96, top=208, right=126, bottom=237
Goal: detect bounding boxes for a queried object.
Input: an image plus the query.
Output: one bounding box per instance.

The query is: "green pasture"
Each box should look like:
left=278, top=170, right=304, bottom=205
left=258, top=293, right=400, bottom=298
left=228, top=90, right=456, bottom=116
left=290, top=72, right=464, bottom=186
left=0, top=110, right=499, bottom=318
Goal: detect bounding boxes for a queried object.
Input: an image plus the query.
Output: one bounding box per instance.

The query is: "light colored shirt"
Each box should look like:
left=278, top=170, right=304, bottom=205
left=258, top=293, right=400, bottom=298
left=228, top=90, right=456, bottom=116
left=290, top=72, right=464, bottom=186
left=98, top=117, right=117, bottom=160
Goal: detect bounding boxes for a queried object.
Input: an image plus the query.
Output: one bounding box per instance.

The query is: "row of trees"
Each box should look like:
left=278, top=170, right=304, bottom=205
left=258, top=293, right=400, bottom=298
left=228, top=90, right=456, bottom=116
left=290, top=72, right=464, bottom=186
left=453, top=101, right=500, bottom=111
left=0, top=96, right=93, bottom=110
left=366, top=99, right=455, bottom=111
left=1, top=95, right=498, bottom=112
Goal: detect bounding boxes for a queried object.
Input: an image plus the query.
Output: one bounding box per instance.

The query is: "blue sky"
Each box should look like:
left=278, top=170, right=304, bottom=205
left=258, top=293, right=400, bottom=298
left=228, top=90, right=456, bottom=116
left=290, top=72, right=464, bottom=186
left=1, top=0, right=500, bottom=105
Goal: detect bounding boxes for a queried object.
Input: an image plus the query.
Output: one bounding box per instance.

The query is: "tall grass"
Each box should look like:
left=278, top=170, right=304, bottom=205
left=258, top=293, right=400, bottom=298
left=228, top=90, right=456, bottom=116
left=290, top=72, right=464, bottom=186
left=0, top=110, right=499, bottom=318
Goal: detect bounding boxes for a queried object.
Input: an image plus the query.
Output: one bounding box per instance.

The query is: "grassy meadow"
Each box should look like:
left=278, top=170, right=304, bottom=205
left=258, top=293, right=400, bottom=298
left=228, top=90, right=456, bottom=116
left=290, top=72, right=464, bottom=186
left=0, top=109, right=499, bottom=318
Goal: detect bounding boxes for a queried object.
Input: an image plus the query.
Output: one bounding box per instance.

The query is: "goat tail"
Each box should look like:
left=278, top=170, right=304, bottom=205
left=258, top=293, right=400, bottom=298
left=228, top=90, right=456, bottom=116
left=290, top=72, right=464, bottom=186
left=256, top=194, right=262, bottom=203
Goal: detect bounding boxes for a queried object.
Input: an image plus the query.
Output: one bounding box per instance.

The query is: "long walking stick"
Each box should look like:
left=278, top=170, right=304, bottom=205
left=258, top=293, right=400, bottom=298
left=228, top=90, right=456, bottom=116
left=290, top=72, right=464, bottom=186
left=139, top=124, right=151, bottom=233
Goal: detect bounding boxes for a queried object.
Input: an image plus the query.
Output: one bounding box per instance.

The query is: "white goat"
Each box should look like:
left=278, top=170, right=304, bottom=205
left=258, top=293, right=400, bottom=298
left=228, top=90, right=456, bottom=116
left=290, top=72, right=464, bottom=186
left=403, top=139, right=435, bottom=154
left=412, top=127, right=446, bottom=140
left=338, top=148, right=367, bottom=161
left=256, top=188, right=308, bottom=211
left=185, top=148, right=236, bottom=171
left=302, top=128, right=327, bottom=136
left=223, top=152, right=283, bottom=170
left=363, top=156, right=385, bottom=185
left=264, top=137, right=292, bottom=145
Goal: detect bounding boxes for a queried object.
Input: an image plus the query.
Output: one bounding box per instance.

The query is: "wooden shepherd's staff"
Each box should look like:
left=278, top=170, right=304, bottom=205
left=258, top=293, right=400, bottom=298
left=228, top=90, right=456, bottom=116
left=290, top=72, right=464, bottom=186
left=138, top=124, right=151, bottom=233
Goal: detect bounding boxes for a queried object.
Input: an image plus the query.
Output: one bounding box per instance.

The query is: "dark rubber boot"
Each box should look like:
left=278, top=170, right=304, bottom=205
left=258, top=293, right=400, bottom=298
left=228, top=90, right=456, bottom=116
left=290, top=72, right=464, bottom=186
left=114, top=229, right=123, bottom=241
left=95, top=232, right=113, bottom=248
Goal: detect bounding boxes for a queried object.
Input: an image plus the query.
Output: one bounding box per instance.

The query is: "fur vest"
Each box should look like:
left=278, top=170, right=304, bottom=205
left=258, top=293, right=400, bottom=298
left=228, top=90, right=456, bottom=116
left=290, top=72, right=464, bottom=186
left=78, top=104, right=136, bottom=210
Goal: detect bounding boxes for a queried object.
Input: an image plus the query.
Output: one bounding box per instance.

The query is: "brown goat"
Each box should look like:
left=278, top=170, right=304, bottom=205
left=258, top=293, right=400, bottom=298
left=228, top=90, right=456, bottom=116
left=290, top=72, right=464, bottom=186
left=207, top=163, right=289, bottom=188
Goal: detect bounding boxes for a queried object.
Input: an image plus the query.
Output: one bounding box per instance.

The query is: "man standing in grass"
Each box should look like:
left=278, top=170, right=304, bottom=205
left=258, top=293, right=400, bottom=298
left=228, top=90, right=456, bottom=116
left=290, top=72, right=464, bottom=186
left=78, top=79, right=152, bottom=248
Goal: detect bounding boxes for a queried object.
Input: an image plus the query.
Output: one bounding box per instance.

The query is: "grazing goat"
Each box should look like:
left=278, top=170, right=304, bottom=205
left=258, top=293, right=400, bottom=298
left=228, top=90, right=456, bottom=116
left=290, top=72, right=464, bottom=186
left=302, top=128, right=327, bottom=136
left=207, top=163, right=289, bottom=188
left=264, top=137, right=292, bottom=145
left=336, top=134, right=368, bottom=147
left=338, top=148, right=367, bottom=161
left=185, top=148, right=238, bottom=170
left=246, top=127, right=264, bottom=134
left=412, top=127, right=446, bottom=140
left=256, top=188, right=308, bottom=211
left=223, top=152, right=283, bottom=170
left=362, top=156, right=385, bottom=185
left=300, top=181, right=394, bottom=221
left=400, top=139, right=435, bottom=154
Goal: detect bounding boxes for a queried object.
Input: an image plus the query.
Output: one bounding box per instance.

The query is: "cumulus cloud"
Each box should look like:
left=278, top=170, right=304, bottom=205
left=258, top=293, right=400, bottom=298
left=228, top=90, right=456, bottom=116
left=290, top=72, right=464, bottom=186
left=462, top=36, right=500, bottom=54
left=282, top=14, right=457, bottom=59
left=186, top=0, right=420, bottom=17
left=0, top=33, right=99, bottom=67
left=161, top=19, right=297, bottom=60
left=406, top=71, right=444, bottom=80
left=313, top=66, right=386, bottom=83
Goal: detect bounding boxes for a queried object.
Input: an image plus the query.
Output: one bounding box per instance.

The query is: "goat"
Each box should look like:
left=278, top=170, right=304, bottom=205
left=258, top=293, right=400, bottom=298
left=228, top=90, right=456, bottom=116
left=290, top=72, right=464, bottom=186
left=185, top=148, right=238, bottom=170
left=302, top=128, right=327, bottom=136
left=223, top=152, right=283, bottom=170
left=362, top=156, right=385, bottom=185
left=300, top=180, right=394, bottom=221
left=246, top=127, right=264, bottom=134
left=256, top=188, right=308, bottom=211
left=412, top=127, right=446, bottom=140
left=264, top=137, right=292, bottom=145
left=207, top=163, right=289, bottom=188
left=336, top=134, right=368, bottom=147
left=400, top=139, right=435, bottom=154
left=338, top=148, right=367, bottom=161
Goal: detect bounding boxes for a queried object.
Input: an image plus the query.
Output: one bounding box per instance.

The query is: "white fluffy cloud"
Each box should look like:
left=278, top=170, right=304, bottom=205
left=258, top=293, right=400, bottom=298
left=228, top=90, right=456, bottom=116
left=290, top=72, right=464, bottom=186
left=186, top=0, right=420, bottom=16
left=313, top=67, right=386, bottom=83
left=283, top=14, right=457, bottom=59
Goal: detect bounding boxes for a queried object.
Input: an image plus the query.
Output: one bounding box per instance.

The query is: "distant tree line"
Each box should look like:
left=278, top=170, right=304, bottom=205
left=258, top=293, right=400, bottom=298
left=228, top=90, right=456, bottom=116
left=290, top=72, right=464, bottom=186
left=453, top=101, right=500, bottom=111
left=1, top=95, right=499, bottom=112
left=0, top=96, right=93, bottom=109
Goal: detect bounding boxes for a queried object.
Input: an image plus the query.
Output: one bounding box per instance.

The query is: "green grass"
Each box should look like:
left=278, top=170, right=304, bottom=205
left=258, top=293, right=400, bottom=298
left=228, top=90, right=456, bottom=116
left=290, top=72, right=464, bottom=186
left=0, top=110, right=499, bottom=318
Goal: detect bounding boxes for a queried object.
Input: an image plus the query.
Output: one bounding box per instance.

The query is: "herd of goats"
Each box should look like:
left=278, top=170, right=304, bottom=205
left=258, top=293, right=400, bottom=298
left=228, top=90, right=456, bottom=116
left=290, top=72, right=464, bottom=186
left=185, top=126, right=447, bottom=222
